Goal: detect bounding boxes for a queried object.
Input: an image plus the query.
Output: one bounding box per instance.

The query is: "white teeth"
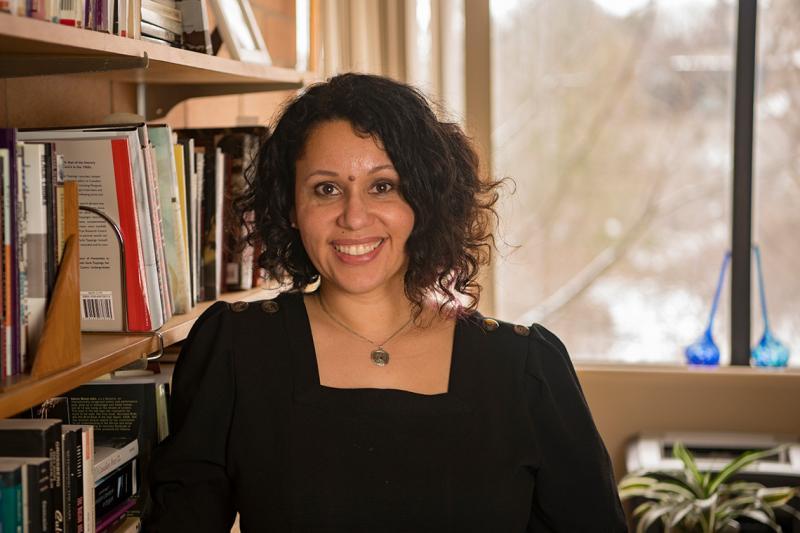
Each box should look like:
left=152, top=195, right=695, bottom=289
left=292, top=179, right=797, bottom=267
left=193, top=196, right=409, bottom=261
left=334, top=240, right=383, bottom=256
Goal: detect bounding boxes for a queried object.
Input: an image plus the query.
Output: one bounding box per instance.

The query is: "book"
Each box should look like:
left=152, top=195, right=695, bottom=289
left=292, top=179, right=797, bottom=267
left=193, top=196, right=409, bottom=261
left=134, top=126, right=171, bottom=325
left=140, top=2, right=181, bottom=35
left=0, top=457, right=51, bottom=533
left=14, top=140, right=28, bottom=378
left=115, top=0, right=128, bottom=36
left=0, top=129, right=21, bottom=378
left=17, top=133, right=154, bottom=332
left=173, top=144, right=191, bottom=301
left=30, top=372, right=169, bottom=514
left=94, top=0, right=114, bottom=32
left=140, top=19, right=180, bottom=43
left=0, top=419, right=64, bottom=533
left=94, top=498, right=134, bottom=533
left=94, top=459, right=136, bottom=523
left=0, top=462, right=23, bottom=533
left=105, top=516, right=139, bottom=533
left=0, top=146, right=9, bottom=379
left=176, top=0, right=211, bottom=54
left=148, top=125, right=190, bottom=314
left=60, top=425, right=83, bottom=533
left=93, top=439, right=137, bottom=482
left=75, top=426, right=94, bottom=533
left=21, top=144, right=49, bottom=361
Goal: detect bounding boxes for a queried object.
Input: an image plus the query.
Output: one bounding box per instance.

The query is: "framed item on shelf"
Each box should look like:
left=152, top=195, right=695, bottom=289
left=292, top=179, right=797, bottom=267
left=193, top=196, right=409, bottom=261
left=209, top=0, right=271, bottom=64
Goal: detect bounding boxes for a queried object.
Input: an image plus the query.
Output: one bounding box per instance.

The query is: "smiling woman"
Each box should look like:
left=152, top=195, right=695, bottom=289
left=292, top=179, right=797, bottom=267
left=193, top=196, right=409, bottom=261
left=144, top=73, right=626, bottom=532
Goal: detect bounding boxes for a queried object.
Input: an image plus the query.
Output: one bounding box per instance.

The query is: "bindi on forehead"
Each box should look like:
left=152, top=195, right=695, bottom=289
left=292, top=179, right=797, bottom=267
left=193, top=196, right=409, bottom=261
left=347, top=175, right=356, bottom=182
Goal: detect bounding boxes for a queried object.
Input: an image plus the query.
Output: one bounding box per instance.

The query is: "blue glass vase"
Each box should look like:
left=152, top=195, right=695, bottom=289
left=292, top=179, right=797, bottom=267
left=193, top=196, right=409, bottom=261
left=685, top=252, right=730, bottom=366
left=751, top=246, right=790, bottom=367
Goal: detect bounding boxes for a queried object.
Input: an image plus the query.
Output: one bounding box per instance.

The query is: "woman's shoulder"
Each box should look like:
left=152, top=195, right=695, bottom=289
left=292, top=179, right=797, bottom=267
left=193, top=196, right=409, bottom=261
left=457, top=312, right=572, bottom=378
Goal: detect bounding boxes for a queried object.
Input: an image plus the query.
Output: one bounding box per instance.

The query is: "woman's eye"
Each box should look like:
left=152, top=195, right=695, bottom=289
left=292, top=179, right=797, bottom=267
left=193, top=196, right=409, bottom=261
left=314, top=182, right=340, bottom=196
left=372, top=181, right=394, bottom=194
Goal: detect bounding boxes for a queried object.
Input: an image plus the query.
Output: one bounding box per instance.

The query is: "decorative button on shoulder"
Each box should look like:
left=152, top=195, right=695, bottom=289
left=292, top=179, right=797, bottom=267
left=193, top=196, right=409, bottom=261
left=261, top=300, right=280, bottom=314
left=482, top=318, right=500, bottom=332
left=513, top=324, right=530, bottom=337
left=230, top=301, right=249, bottom=312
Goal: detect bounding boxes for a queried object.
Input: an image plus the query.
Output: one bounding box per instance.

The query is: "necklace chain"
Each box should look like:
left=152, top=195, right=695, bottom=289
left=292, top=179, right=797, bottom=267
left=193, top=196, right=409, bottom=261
left=317, top=294, right=413, bottom=351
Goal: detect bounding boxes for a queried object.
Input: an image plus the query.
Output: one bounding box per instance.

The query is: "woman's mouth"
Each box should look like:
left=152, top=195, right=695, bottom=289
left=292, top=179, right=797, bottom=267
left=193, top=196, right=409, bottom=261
left=333, top=239, right=384, bottom=256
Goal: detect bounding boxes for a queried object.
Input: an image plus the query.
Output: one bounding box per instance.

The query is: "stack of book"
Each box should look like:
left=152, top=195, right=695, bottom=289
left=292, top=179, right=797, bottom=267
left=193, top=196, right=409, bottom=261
left=0, top=370, right=169, bottom=531
left=140, top=0, right=182, bottom=47
left=0, top=0, right=213, bottom=54
left=0, top=130, right=73, bottom=380
left=10, top=124, right=265, bottom=335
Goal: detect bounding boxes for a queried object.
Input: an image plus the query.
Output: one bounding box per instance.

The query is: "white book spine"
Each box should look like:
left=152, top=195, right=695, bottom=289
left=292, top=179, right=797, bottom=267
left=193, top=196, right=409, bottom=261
left=21, top=143, right=48, bottom=359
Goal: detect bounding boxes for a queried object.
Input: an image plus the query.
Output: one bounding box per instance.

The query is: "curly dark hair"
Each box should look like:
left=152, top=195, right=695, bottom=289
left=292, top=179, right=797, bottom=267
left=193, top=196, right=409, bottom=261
left=236, top=73, right=502, bottom=316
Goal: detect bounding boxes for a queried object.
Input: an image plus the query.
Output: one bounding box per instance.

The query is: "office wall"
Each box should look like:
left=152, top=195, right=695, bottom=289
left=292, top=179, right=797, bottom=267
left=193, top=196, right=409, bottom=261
left=578, top=364, right=800, bottom=480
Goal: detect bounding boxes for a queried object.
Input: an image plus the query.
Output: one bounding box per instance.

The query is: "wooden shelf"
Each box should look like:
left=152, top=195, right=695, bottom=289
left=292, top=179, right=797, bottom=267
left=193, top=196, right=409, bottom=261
left=0, top=13, right=306, bottom=117
left=0, top=287, right=275, bottom=418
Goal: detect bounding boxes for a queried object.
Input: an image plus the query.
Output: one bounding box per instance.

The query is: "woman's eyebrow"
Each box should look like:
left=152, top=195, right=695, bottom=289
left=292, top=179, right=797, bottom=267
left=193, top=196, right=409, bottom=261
left=369, top=164, right=395, bottom=174
left=303, top=169, right=339, bottom=181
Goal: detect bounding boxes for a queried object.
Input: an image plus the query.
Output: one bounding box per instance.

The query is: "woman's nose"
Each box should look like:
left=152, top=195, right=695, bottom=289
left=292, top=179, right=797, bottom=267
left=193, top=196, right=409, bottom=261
left=337, top=191, right=373, bottom=230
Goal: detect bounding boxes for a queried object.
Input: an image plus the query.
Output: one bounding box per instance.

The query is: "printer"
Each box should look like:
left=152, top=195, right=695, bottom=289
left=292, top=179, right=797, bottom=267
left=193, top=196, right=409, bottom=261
left=626, top=431, right=800, bottom=487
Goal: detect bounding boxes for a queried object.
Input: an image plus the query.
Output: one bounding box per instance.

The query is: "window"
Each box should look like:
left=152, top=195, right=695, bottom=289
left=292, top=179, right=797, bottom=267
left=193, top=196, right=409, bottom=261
left=491, top=0, right=738, bottom=363
left=753, top=0, right=799, bottom=366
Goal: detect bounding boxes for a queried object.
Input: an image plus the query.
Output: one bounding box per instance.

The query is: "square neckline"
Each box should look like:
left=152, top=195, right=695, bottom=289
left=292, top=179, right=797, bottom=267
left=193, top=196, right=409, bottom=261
left=281, top=292, right=472, bottom=415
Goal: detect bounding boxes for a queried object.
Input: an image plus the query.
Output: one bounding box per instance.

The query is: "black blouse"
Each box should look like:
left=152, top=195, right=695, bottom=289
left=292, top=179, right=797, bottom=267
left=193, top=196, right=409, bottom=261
left=144, top=292, right=626, bottom=532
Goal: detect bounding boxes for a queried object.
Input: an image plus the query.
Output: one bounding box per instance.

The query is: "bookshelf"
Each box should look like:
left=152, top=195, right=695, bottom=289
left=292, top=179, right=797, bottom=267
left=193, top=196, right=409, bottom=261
left=0, top=287, right=272, bottom=418
left=0, top=5, right=305, bottom=419
left=0, top=12, right=305, bottom=119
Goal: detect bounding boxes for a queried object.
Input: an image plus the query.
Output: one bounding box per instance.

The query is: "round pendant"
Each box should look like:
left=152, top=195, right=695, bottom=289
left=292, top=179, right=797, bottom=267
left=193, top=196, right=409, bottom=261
left=371, top=348, right=390, bottom=366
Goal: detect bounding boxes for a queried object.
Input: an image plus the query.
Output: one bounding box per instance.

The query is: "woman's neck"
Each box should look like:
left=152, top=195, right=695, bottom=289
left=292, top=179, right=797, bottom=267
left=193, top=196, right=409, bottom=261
left=314, top=283, right=415, bottom=341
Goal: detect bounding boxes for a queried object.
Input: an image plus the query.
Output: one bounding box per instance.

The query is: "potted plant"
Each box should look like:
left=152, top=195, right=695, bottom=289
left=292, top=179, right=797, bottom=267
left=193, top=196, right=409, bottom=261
left=618, top=442, right=800, bottom=532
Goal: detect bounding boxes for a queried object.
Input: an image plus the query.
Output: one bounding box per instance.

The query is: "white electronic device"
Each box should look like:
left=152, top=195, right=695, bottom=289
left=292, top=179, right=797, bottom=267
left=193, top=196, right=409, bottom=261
left=626, top=432, right=800, bottom=478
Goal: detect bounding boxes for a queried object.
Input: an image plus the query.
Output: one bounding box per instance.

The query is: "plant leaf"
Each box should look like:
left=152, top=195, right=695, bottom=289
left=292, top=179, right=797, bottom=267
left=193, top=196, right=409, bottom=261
left=736, top=509, right=781, bottom=532
left=707, top=446, right=786, bottom=495
left=637, top=504, right=671, bottom=533
left=672, top=442, right=705, bottom=491
left=756, top=486, right=797, bottom=507
left=667, top=501, right=695, bottom=527
left=619, top=476, right=659, bottom=491
left=633, top=501, right=656, bottom=518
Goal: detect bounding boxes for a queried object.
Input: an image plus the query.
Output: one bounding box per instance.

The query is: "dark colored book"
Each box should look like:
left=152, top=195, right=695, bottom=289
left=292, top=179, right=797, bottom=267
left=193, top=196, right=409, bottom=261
left=0, top=462, right=23, bottom=533
left=94, top=458, right=137, bottom=522
left=28, top=373, right=168, bottom=515
left=0, top=457, right=51, bottom=533
left=176, top=0, right=211, bottom=54
left=0, top=419, right=63, bottom=533
left=60, top=425, right=83, bottom=533
left=95, top=498, right=135, bottom=533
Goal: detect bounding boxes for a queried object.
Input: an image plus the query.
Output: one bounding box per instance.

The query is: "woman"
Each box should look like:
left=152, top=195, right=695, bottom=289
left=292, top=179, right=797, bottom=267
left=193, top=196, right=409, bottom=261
left=145, top=73, right=626, bottom=532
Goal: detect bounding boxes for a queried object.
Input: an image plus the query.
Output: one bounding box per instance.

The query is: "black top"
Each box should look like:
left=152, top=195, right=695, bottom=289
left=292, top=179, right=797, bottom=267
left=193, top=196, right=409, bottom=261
left=144, top=292, right=626, bottom=532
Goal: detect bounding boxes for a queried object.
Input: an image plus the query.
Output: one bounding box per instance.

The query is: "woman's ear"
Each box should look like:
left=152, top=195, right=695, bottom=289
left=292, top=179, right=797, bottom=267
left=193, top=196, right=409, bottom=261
left=289, top=208, right=298, bottom=229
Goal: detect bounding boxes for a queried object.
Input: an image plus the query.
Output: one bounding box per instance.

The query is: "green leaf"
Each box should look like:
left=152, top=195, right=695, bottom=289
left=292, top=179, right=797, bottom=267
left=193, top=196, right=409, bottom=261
left=673, top=442, right=705, bottom=490
left=756, top=486, right=797, bottom=507
left=633, top=501, right=655, bottom=518
left=649, top=482, right=696, bottom=500
left=736, top=509, right=781, bottom=532
left=637, top=505, right=671, bottom=533
left=667, top=502, right=695, bottom=527
left=619, top=476, right=659, bottom=491
left=777, top=504, right=800, bottom=520
left=718, top=481, right=765, bottom=494
left=707, top=446, right=786, bottom=495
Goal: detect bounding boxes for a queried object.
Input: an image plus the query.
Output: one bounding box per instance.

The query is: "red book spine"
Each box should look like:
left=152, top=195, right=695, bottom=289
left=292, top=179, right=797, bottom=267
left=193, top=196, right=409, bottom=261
left=110, top=139, right=152, bottom=332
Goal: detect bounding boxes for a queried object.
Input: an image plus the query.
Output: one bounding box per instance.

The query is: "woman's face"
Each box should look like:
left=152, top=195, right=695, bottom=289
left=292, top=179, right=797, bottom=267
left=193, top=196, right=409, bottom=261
left=293, top=120, right=415, bottom=297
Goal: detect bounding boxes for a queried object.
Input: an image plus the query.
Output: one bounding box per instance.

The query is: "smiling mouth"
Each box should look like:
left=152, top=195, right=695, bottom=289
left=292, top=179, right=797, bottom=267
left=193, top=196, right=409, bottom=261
left=333, top=239, right=385, bottom=256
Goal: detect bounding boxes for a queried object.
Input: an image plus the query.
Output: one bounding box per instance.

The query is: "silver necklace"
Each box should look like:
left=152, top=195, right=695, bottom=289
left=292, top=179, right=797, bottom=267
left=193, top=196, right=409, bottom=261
left=317, top=294, right=413, bottom=366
